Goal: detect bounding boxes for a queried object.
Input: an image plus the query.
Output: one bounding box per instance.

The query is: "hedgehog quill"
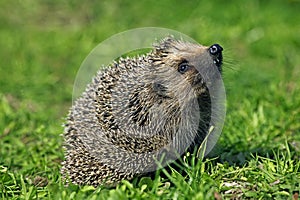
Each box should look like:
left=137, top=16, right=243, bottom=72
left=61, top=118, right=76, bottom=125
left=61, top=36, right=224, bottom=187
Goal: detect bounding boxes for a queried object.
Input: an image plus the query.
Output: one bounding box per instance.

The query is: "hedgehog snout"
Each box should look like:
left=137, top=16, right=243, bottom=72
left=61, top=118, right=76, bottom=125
left=209, top=44, right=223, bottom=55
left=208, top=44, right=223, bottom=72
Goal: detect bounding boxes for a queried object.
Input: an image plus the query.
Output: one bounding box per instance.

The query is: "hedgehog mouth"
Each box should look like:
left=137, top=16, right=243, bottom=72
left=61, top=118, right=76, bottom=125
left=213, top=56, right=223, bottom=73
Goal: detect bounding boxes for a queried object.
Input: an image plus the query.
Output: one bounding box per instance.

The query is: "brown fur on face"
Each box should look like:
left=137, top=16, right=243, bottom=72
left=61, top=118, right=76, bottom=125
left=150, top=37, right=222, bottom=97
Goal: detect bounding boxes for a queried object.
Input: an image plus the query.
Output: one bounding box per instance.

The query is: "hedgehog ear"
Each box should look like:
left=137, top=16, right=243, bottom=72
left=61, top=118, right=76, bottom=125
left=153, top=36, right=177, bottom=53
left=152, top=81, right=169, bottom=98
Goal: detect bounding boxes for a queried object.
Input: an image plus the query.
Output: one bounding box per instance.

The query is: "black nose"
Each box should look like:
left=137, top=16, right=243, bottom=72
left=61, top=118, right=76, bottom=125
left=209, top=44, right=223, bottom=55
left=208, top=44, right=223, bottom=72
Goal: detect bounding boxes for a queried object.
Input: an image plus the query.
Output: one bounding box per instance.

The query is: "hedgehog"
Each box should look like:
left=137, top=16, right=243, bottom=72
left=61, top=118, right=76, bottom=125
left=61, top=36, right=224, bottom=187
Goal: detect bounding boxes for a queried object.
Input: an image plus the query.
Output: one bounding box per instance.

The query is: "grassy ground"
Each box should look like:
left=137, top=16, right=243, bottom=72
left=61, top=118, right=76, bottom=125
left=0, top=0, right=299, bottom=199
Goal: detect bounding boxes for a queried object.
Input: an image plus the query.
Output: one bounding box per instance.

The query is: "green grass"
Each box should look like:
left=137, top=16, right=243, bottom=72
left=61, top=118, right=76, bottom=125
left=0, top=0, right=299, bottom=199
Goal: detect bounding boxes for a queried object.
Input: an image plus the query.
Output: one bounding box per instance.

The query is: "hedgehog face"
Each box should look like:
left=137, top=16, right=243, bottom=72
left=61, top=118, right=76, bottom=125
left=153, top=37, right=223, bottom=96
left=178, top=44, right=223, bottom=91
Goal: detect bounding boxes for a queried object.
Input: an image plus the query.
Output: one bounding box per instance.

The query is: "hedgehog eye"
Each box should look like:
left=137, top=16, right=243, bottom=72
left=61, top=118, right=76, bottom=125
left=178, top=62, right=189, bottom=74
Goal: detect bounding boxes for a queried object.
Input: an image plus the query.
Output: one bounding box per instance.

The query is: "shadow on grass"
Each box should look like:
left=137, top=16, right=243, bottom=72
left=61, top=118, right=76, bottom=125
left=207, top=139, right=300, bottom=166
